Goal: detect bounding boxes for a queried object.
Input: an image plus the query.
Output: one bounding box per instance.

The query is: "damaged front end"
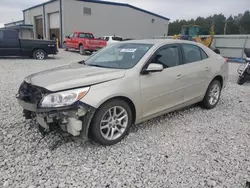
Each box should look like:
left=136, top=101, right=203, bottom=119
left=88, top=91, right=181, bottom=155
left=16, top=81, right=96, bottom=139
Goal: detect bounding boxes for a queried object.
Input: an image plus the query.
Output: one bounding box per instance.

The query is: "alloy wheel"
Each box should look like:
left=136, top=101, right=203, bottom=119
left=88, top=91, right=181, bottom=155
left=100, top=106, right=128, bottom=140
left=208, top=83, right=220, bottom=105
left=36, top=51, right=45, bottom=60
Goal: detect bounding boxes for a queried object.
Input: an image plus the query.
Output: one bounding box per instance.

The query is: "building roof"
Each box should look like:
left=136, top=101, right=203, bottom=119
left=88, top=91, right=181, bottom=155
left=22, top=0, right=170, bottom=21
left=4, top=20, right=24, bottom=26
left=4, top=24, right=33, bottom=30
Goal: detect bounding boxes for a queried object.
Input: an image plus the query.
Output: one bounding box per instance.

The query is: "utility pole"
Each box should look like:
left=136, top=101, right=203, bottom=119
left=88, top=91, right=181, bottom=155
left=223, top=19, right=232, bottom=35
left=224, top=20, right=227, bottom=35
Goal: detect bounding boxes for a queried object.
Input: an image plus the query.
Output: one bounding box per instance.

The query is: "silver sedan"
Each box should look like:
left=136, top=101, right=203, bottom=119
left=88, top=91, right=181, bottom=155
left=17, top=39, right=229, bottom=146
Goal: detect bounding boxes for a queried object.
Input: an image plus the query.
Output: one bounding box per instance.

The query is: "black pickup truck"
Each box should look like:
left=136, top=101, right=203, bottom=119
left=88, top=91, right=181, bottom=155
left=0, top=29, right=58, bottom=60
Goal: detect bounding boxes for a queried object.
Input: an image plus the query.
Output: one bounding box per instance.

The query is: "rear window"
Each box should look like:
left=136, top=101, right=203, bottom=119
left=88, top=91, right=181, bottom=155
left=200, top=48, right=209, bottom=59
left=112, top=37, right=123, bottom=41
left=78, top=33, right=94, bottom=39
left=3, top=30, right=18, bottom=39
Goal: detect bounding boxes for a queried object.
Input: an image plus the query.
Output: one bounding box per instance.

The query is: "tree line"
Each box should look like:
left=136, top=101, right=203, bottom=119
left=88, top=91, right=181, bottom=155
left=168, top=10, right=250, bottom=36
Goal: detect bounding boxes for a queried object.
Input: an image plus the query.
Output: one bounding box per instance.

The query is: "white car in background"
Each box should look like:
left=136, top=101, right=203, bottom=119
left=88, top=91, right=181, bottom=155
left=100, top=36, right=123, bottom=45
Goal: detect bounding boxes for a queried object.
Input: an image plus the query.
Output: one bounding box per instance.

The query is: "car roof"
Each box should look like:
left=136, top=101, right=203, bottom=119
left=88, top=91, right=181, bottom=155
left=120, top=39, right=206, bottom=46
left=103, top=36, right=122, bottom=37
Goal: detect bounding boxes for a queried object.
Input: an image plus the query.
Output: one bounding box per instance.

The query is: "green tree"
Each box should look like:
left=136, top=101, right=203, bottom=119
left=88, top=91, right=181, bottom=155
left=226, top=15, right=239, bottom=34
left=168, top=10, right=250, bottom=36
left=212, top=14, right=226, bottom=34
left=239, top=11, right=250, bottom=34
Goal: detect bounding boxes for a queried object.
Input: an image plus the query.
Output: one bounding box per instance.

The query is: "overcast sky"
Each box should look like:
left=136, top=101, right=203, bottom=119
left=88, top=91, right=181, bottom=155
left=0, top=0, right=249, bottom=27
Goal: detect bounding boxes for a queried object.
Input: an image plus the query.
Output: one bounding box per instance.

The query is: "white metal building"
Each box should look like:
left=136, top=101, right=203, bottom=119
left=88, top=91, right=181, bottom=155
left=21, top=0, right=170, bottom=45
left=4, top=20, right=34, bottom=39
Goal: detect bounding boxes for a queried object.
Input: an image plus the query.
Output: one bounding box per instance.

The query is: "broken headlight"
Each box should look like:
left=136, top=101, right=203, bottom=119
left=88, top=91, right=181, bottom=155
left=39, top=87, right=90, bottom=108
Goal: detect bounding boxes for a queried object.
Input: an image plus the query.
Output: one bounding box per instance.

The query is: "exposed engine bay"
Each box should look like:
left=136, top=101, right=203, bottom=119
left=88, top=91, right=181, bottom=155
left=16, top=81, right=96, bottom=139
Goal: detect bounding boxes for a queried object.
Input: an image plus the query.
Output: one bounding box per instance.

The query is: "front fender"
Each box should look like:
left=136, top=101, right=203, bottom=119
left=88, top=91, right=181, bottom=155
left=80, top=77, right=141, bottom=121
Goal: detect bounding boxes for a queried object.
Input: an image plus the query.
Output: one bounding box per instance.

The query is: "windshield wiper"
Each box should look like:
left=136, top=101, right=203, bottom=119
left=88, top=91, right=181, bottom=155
left=88, top=64, right=107, bottom=68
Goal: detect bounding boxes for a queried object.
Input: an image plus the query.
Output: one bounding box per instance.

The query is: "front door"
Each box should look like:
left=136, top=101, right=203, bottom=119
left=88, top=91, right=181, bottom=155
left=66, top=33, right=74, bottom=48
left=139, top=44, right=186, bottom=118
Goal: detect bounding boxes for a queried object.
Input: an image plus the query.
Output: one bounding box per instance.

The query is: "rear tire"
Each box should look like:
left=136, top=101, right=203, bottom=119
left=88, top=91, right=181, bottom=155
left=33, top=49, right=47, bottom=60
left=201, top=80, right=222, bottom=109
left=237, top=73, right=250, bottom=85
left=79, top=45, right=86, bottom=55
left=89, top=99, right=132, bottom=146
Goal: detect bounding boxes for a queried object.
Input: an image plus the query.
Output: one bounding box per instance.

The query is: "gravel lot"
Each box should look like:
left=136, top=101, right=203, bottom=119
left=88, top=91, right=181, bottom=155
left=0, top=50, right=250, bottom=188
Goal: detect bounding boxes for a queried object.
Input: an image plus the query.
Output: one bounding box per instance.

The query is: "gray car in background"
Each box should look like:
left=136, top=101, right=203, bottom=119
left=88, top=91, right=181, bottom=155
left=16, top=39, right=229, bottom=146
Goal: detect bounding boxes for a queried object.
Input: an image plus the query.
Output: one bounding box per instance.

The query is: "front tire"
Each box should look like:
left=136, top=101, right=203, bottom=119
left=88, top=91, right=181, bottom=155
left=89, top=99, right=132, bottom=146
left=33, top=49, right=47, bottom=60
left=201, top=80, right=222, bottom=109
left=237, top=73, right=250, bottom=85
left=63, top=42, right=68, bottom=51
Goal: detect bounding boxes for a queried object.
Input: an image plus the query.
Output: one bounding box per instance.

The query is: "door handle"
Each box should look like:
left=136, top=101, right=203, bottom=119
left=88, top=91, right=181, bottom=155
left=176, top=74, right=181, bottom=79
left=206, top=67, right=210, bottom=71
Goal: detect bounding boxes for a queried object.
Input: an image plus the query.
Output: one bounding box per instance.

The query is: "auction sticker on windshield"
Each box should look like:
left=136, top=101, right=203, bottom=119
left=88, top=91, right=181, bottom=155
left=120, top=48, right=137, bottom=53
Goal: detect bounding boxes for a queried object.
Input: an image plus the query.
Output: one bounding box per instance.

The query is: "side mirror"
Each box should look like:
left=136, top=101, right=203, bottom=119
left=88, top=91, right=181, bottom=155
left=142, top=63, right=163, bottom=74
left=78, top=60, right=85, bottom=64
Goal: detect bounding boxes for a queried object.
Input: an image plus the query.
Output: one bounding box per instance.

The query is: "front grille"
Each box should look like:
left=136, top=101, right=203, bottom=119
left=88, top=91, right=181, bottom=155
left=18, top=81, right=48, bottom=104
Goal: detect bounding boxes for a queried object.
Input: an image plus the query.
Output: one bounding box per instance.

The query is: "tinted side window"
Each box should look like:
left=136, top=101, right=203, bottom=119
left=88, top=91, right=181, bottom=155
left=200, top=48, right=208, bottom=59
left=87, top=34, right=94, bottom=39
left=112, top=37, right=123, bottom=41
left=78, top=33, right=87, bottom=38
left=153, top=46, right=180, bottom=68
left=0, top=31, right=3, bottom=39
left=105, top=37, right=109, bottom=41
left=4, top=30, right=18, bottom=39
left=78, top=33, right=94, bottom=38
left=182, top=44, right=202, bottom=63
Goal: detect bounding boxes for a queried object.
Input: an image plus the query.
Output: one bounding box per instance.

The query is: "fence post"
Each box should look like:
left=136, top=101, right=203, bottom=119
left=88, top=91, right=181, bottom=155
left=56, top=38, right=59, bottom=50
left=213, top=36, right=217, bottom=49
left=241, top=36, right=248, bottom=59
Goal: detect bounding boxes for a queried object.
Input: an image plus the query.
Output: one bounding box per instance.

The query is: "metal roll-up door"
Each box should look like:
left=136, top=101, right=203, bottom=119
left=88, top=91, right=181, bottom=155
left=49, top=12, right=59, bottom=29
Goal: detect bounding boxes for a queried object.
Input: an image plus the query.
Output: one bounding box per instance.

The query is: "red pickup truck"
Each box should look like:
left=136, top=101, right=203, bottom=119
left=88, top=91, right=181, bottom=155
left=63, top=32, right=107, bottom=55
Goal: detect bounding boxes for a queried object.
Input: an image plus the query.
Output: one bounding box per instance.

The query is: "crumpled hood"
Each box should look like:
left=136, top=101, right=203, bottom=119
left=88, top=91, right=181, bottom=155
left=24, top=62, right=126, bottom=91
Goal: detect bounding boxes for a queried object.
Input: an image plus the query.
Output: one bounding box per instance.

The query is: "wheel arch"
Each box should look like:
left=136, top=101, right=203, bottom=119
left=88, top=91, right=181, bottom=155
left=85, top=95, right=137, bottom=140
left=32, top=47, right=47, bottom=54
left=202, top=75, right=224, bottom=99
left=212, top=75, right=223, bottom=88
left=96, top=95, right=137, bottom=125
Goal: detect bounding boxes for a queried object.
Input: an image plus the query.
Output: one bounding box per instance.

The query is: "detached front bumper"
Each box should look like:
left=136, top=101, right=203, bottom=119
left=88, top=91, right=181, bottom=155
left=16, top=83, right=96, bottom=139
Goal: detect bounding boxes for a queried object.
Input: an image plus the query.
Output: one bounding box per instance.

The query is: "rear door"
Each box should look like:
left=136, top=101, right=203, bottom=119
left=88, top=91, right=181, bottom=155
left=180, top=43, right=212, bottom=102
left=0, top=30, right=20, bottom=56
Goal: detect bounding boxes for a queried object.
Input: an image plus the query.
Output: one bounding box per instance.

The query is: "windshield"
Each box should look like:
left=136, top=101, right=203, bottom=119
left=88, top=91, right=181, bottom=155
left=84, top=43, right=154, bottom=69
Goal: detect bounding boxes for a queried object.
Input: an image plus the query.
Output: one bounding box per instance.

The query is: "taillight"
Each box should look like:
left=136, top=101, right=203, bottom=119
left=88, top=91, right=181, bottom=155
left=225, top=58, right=229, bottom=62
